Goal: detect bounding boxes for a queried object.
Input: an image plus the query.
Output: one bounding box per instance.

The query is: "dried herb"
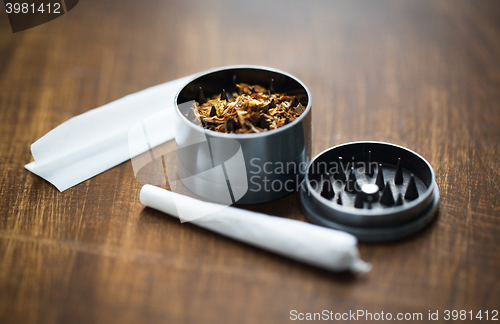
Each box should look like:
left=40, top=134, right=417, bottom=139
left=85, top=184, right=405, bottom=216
left=189, top=83, right=305, bottom=134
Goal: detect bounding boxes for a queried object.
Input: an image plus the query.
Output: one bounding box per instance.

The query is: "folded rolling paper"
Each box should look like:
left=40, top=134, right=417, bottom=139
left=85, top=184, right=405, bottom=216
left=140, top=184, right=372, bottom=273
left=25, top=75, right=193, bottom=191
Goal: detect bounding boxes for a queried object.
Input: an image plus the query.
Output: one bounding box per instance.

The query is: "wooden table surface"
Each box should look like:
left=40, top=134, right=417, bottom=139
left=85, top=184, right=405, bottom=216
left=1, top=0, right=499, bottom=323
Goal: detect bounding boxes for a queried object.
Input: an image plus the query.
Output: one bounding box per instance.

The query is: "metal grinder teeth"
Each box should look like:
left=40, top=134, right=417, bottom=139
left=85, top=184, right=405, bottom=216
left=396, top=193, right=404, bottom=206
left=380, top=182, right=395, bottom=206
left=269, top=98, right=276, bottom=109
left=232, top=74, right=238, bottom=93
left=345, top=167, right=360, bottom=193
left=336, top=193, right=343, bottom=205
left=320, top=175, right=335, bottom=200
left=300, top=141, right=440, bottom=242
left=354, top=192, right=364, bottom=209
left=258, top=115, right=268, bottom=129
left=220, top=89, right=228, bottom=101
left=365, top=150, right=374, bottom=176
left=375, top=164, right=385, bottom=191
left=197, top=86, right=206, bottom=104
left=268, top=78, right=275, bottom=94
left=329, top=160, right=418, bottom=209
left=335, top=157, right=346, bottom=182
left=405, top=174, right=419, bottom=201
left=209, top=105, right=216, bottom=117
left=394, top=157, right=404, bottom=184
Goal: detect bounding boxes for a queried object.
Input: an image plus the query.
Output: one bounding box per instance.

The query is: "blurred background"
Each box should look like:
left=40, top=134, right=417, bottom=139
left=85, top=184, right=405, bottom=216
left=1, top=1, right=499, bottom=323
left=2, top=0, right=498, bottom=153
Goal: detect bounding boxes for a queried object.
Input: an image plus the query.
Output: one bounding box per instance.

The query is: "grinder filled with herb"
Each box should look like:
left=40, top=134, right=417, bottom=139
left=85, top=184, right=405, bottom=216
left=175, top=65, right=312, bottom=204
left=190, top=81, right=305, bottom=134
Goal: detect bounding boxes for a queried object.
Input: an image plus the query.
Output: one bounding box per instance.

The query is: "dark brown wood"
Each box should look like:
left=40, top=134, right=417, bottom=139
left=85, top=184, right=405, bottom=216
left=1, top=0, right=499, bottom=323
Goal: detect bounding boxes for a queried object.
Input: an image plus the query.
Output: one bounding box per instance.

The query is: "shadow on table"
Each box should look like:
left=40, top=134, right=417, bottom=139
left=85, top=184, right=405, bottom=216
left=138, top=206, right=360, bottom=284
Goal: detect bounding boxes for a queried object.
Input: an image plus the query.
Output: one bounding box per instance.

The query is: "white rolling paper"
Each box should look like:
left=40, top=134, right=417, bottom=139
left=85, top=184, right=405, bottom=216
left=24, top=75, right=193, bottom=191
left=140, top=184, right=372, bottom=273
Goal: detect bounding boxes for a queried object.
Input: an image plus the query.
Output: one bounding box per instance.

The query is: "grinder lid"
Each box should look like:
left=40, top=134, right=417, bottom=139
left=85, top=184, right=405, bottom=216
left=299, top=141, right=439, bottom=242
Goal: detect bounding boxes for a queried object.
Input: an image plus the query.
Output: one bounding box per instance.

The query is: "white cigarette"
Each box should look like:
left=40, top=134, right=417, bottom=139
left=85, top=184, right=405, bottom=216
left=140, top=184, right=371, bottom=273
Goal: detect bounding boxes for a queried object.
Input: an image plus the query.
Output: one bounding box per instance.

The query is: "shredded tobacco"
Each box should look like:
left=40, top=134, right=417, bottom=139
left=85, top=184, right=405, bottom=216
left=189, top=83, right=305, bottom=134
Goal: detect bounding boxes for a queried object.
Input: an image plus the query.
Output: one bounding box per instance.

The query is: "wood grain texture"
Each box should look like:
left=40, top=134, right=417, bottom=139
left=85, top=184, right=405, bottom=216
left=1, top=0, right=499, bottom=323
